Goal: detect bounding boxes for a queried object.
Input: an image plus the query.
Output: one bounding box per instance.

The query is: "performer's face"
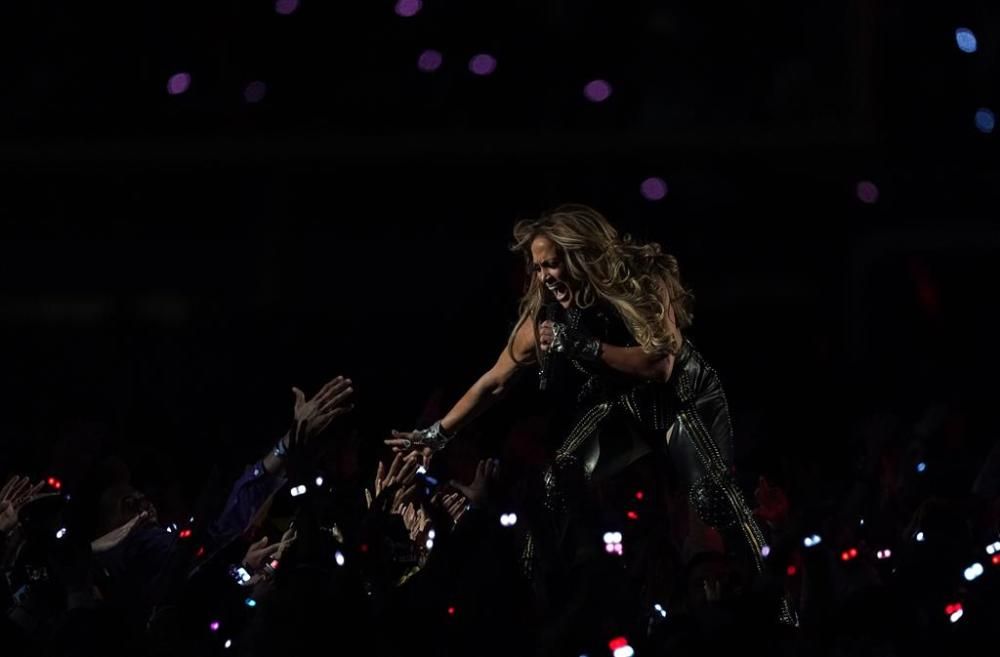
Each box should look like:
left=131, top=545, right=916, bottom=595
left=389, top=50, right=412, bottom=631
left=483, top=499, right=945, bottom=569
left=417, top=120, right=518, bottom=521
left=531, top=235, right=573, bottom=308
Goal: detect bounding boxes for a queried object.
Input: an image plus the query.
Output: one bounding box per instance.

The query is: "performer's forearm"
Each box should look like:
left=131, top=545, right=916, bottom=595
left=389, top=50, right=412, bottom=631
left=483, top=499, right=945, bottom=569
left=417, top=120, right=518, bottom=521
left=598, top=343, right=675, bottom=382
left=440, top=370, right=512, bottom=434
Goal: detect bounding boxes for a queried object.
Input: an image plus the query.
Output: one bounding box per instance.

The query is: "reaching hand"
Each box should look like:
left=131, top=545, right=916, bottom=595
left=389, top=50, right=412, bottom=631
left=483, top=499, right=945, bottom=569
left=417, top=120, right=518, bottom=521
left=374, top=453, right=419, bottom=498
left=430, top=491, right=468, bottom=524
left=243, top=536, right=286, bottom=571
left=385, top=430, right=435, bottom=459
left=400, top=503, right=430, bottom=543
left=91, top=510, right=151, bottom=553
left=272, top=526, right=298, bottom=562
left=0, top=475, right=46, bottom=533
left=448, top=458, right=499, bottom=509
left=286, top=375, right=355, bottom=452
left=370, top=453, right=421, bottom=514
left=0, top=501, right=16, bottom=533
left=385, top=421, right=452, bottom=455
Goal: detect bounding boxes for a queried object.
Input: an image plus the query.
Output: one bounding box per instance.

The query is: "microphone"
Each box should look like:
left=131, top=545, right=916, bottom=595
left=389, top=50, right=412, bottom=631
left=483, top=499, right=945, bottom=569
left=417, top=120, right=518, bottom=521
left=538, top=302, right=561, bottom=392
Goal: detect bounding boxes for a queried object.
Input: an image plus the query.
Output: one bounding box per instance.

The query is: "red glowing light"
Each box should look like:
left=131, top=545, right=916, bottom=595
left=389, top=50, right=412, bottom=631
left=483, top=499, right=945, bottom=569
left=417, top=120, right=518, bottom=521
left=360, top=543, right=369, bottom=553
left=447, top=606, right=456, bottom=616
left=626, top=511, right=639, bottom=520
left=179, top=529, right=192, bottom=539
left=944, top=603, right=962, bottom=615
left=195, top=546, right=206, bottom=558
left=47, top=477, right=62, bottom=490
left=992, top=554, right=1000, bottom=565
left=849, top=548, right=858, bottom=558
left=786, top=565, right=797, bottom=576
left=634, top=491, right=644, bottom=501
left=608, top=637, right=629, bottom=650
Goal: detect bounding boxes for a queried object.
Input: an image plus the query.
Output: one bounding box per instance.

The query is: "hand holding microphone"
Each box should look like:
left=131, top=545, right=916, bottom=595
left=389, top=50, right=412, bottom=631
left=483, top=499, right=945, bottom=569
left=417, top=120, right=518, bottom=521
left=541, top=317, right=602, bottom=361
left=538, top=304, right=602, bottom=391
left=538, top=302, right=561, bottom=391
left=539, top=320, right=557, bottom=353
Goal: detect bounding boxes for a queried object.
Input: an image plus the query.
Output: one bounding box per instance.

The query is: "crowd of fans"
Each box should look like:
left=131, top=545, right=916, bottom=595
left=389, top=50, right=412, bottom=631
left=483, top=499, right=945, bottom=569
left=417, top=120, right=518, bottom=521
left=1, top=374, right=997, bottom=656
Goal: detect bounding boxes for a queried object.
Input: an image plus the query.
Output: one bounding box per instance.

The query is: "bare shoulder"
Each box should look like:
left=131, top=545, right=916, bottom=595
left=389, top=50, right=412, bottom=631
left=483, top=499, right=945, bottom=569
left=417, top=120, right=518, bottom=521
left=487, top=316, right=536, bottom=387
left=509, top=315, right=537, bottom=364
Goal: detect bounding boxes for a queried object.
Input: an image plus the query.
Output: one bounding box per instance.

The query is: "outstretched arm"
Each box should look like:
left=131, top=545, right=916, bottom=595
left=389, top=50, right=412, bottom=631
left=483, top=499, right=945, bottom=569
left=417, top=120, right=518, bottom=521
left=440, top=318, right=536, bottom=434
left=386, top=318, right=537, bottom=451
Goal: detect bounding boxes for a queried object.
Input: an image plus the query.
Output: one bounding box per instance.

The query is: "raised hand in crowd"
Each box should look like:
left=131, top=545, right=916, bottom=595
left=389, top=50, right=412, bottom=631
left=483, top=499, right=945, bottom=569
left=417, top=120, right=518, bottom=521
left=233, top=526, right=298, bottom=589
left=91, top=510, right=151, bottom=553
left=0, top=474, right=47, bottom=533
left=366, top=452, right=421, bottom=514
left=266, top=374, right=355, bottom=475
left=448, top=458, right=499, bottom=510
left=431, top=491, right=468, bottom=524
left=400, top=503, right=430, bottom=543
left=284, top=375, right=355, bottom=451
left=242, top=536, right=278, bottom=573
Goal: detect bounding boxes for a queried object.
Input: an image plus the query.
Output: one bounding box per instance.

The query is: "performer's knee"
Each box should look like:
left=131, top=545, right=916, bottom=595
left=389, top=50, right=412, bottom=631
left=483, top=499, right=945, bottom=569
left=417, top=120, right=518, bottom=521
left=687, top=475, right=739, bottom=528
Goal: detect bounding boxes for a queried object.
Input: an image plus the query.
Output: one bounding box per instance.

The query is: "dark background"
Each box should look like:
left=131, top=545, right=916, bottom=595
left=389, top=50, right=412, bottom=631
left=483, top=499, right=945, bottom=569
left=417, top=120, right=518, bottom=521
left=0, top=0, right=997, bottom=514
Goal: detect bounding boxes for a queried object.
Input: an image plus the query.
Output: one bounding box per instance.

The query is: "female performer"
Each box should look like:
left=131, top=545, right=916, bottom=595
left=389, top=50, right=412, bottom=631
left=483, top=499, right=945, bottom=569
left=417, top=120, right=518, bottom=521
left=386, top=204, right=793, bottom=624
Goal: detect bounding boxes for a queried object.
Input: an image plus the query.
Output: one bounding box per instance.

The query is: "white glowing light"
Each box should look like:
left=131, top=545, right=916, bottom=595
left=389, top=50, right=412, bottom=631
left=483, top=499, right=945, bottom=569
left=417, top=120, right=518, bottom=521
left=963, top=563, right=984, bottom=581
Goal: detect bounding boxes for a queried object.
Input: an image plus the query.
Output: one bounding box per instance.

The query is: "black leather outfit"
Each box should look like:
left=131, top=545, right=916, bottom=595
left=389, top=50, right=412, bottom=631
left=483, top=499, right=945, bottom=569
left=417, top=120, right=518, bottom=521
left=533, top=302, right=795, bottom=625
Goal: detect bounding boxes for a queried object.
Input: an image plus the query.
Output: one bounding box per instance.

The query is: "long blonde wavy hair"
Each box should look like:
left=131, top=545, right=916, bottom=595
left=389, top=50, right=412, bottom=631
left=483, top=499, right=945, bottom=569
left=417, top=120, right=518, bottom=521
left=508, top=204, right=693, bottom=361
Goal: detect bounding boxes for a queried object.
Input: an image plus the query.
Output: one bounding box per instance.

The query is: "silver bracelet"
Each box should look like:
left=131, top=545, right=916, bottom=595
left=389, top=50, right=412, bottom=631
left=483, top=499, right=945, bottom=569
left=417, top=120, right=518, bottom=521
left=412, top=420, right=454, bottom=451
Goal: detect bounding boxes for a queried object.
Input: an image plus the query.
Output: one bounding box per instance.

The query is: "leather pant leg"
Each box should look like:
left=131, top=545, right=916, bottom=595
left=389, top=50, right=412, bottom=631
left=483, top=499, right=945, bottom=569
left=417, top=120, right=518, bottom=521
left=667, top=349, right=797, bottom=626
